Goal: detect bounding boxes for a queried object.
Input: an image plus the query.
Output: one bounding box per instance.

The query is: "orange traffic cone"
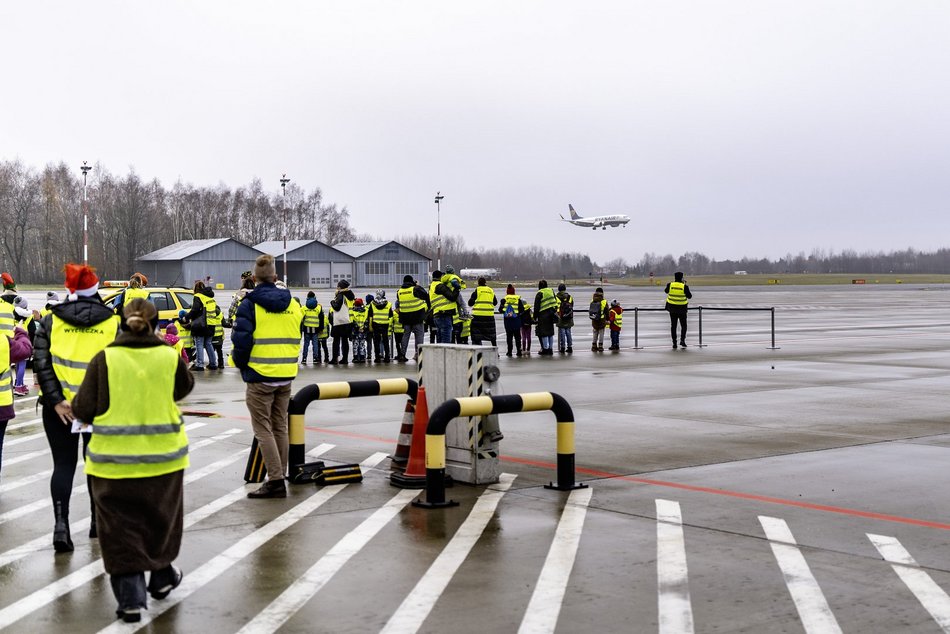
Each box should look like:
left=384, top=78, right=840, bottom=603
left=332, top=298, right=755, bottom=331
left=390, top=385, right=429, bottom=488
left=389, top=397, right=416, bottom=469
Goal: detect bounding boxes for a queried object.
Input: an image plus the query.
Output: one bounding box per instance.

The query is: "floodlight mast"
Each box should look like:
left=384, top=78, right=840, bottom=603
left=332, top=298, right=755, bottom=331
left=280, top=174, right=290, bottom=285
left=80, top=162, right=92, bottom=265
left=434, top=191, right=444, bottom=271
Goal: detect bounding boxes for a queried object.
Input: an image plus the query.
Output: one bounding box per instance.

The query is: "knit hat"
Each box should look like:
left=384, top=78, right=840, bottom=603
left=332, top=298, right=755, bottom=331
left=506, top=284, right=515, bottom=294
left=307, top=290, right=315, bottom=298
left=375, top=289, right=386, bottom=300
left=179, top=309, right=188, bottom=320
left=557, top=283, right=566, bottom=292
left=595, top=287, right=604, bottom=293
left=254, top=254, right=277, bottom=281
left=241, top=270, right=252, bottom=280
left=165, top=323, right=178, bottom=335
left=354, top=297, right=364, bottom=306
left=337, top=280, right=350, bottom=289
left=63, top=263, right=100, bottom=300
left=46, top=291, right=60, bottom=302
left=611, top=299, right=620, bottom=307
left=444, top=265, right=455, bottom=274
left=13, top=296, right=27, bottom=310
left=403, top=275, right=415, bottom=285
left=275, top=280, right=287, bottom=289
left=1, top=272, right=14, bottom=291
left=432, top=270, right=442, bottom=279
left=365, top=294, right=374, bottom=304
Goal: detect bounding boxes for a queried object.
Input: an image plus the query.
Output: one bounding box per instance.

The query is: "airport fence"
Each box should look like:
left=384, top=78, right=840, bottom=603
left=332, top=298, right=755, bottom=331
left=628, top=306, right=779, bottom=350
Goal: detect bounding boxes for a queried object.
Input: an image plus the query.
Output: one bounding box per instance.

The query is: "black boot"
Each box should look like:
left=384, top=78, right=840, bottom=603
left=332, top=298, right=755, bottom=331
left=53, top=501, right=73, bottom=553
left=89, top=514, right=98, bottom=539
left=247, top=479, right=287, bottom=499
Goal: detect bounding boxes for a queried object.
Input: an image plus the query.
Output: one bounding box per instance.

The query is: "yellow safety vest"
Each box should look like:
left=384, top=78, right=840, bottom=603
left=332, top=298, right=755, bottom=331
left=391, top=314, right=404, bottom=335
left=371, top=301, right=391, bottom=326
left=123, top=287, right=150, bottom=306
left=317, top=313, right=330, bottom=339
left=207, top=304, right=224, bottom=339
left=428, top=280, right=451, bottom=314
left=472, top=286, right=495, bottom=317
left=502, top=294, right=521, bottom=315
left=397, top=287, right=424, bottom=314
left=302, top=306, right=322, bottom=329
left=538, top=287, right=557, bottom=313
left=0, top=335, right=11, bottom=407
left=84, top=345, right=189, bottom=479
left=49, top=314, right=119, bottom=401
left=667, top=282, right=688, bottom=306
left=178, top=322, right=193, bottom=349
left=351, top=307, right=368, bottom=329
left=453, top=315, right=471, bottom=337
left=0, top=301, right=14, bottom=338
left=248, top=302, right=303, bottom=379
left=610, top=308, right=623, bottom=328
left=195, top=294, right=219, bottom=324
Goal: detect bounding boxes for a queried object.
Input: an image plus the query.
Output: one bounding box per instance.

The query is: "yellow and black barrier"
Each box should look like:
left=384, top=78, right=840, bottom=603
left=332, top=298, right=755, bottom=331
left=413, top=391, right=584, bottom=509
left=244, top=377, right=418, bottom=483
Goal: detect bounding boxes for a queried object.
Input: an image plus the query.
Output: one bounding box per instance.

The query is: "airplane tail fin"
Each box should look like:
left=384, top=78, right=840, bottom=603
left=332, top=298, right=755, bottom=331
left=568, top=204, right=581, bottom=220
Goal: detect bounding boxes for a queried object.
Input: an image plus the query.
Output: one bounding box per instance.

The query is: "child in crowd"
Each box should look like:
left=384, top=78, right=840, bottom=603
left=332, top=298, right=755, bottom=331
left=350, top=298, right=369, bottom=363
left=441, top=266, right=470, bottom=319
left=608, top=299, right=623, bottom=351
left=164, top=323, right=189, bottom=363
left=520, top=305, right=534, bottom=355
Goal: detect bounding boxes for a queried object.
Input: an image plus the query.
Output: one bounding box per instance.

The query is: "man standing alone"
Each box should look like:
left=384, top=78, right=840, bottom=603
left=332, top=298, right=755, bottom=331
left=232, top=255, right=303, bottom=498
left=664, top=271, right=692, bottom=349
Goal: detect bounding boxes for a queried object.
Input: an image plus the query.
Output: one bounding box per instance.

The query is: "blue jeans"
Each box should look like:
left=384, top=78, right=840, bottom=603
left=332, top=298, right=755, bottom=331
left=610, top=329, right=620, bottom=348
left=302, top=332, right=318, bottom=362
left=193, top=335, right=216, bottom=368
left=433, top=313, right=454, bottom=344
left=558, top=327, right=573, bottom=351
left=540, top=335, right=553, bottom=351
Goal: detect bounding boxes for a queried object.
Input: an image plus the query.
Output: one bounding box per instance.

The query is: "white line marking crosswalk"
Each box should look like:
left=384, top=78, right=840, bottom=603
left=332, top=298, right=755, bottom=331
left=868, top=533, right=950, bottom=632
left=656, top=499, right=695, bottom=634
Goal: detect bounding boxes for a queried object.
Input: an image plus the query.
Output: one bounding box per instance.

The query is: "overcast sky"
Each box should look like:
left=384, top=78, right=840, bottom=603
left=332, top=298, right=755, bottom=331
left=3, top=1, right=950, bottom=263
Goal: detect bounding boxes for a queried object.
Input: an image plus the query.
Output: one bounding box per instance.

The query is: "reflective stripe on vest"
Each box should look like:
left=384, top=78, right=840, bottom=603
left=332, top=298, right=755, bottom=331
left=472, top=286, right=495, bottom=317
left=351, top=308, right=368, bottom=327
left=372, top=301, right=391, bottom=325
left=397, top=287, right=424, bottom=314
left=123, top=287, right=150, bottom=306
left=503, top=294, right=521, bottom=313
left=248, top=301, right=303, bottom=379
left=428, top=280, right=450, bottom=314
left=178, top=324, right=193, bottom=348
left=0, top=302, right=14, bottom=338
left=85, top=345, right=189, bottom=479
left=302, top=306, right=322, bottom=328
left=538, top=287, right=557, bottom=312
left=196, top=294, right=219, bottom=321
left=610, top=309, right=623, bottom=328
left=667, top=282, right=688, bottom=305
left=0, top=336, right=11, bottom=406
left=50, top=314, right=119, bottom=400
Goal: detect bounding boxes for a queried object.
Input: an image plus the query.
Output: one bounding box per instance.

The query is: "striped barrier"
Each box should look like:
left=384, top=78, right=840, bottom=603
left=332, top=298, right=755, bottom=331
left=413, top=391, right=585, bottom=509
left=244, top=377, right=419, bottom=483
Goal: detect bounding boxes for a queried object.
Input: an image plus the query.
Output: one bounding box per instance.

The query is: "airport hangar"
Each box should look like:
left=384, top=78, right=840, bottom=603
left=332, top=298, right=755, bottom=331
left=136, top=238, right=431, bottom=289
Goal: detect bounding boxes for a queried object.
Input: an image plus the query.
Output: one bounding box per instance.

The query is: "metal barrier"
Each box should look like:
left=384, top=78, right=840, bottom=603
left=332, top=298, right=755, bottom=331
left=629, top=306, right=779, bottom=350
left=244, top=377, right=418, bottom=483
left=414, top=391, right=585, bottom=509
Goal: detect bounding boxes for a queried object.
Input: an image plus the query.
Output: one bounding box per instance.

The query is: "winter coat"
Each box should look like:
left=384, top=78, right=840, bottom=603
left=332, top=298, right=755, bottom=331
left=231, top=282, right=298, bottom=383
left=533, top=291, right=557, bottom=338
left=590, top=291, right=608, bottom=329
left=0, top=327, right=33, bottom=421
left=396, top=283, right=430, bottom=326
left=33, top=295, right=119, bottom=406
left=186, top=288, right=216, bottom=337
left=555, top=291, right=574, bottom=328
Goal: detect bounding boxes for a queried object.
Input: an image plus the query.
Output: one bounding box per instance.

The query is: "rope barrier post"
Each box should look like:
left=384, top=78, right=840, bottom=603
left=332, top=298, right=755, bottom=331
left=696, top=306, right=707, bottom=348
left=633, top=307, right=643, bottom=350
left=767, top=307, right=781, bottom=349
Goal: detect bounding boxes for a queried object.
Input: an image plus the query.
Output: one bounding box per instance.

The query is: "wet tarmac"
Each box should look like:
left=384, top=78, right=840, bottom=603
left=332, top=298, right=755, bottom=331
left=2, top=284, right=950, bottom=632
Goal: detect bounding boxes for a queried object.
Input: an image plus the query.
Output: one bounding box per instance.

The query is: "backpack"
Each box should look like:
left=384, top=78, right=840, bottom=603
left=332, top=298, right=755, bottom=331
left=588, top=300, right=603, bottom=321
left=559, top=297, right=573, bottom=319
left=503, top=302, right=517, bottom=321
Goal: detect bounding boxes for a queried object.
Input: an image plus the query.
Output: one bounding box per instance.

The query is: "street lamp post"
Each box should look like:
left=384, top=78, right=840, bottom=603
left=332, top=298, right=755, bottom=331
left=80, top=162, right=91, bottom=265
left=280, top=174, right=290, bottom=285
left=434, top=191, right=444, bottom=271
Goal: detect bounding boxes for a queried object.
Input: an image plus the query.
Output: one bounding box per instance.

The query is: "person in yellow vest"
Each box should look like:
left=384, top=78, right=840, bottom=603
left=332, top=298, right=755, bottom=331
left=350, top=297, right=369, bottom=363
left=430, top=269, right=460, bottom=343
left=42, top=291, right=61, bottom=318
left=0, top=324, right=33, bottom=480
left=533, top=279, right=558, bottom=356
left=452, top=312, right=472, bottom=344
left=608, top=299, right=624, bottom=350
left=390, top=308, right=404, bottom=359
left=467, top=277, right=497, bottom=346
left=368, top=290, right=393, bottom=363
left=396, top=274, right=429, bottom=362
left=664, top=271, right=692, bottom=349
left=0, top=272, right=18, bottom=338
left=328, top=280, right=356, bottom=365
left=232, top=255, right=303, bottom=498
left=208, top=302, right=225, bottom=369
left=300, top=291, right=324, bottom=365
left=11, top=296, right=37, bottom=396
left=176, top=311, right=195, bottom=362
left=498, top=284, right=527, bottom=357
left=72, top=298, right=193, bottom=623
left=33, top=263, right=120, bottom=552
left=316, top=303, right=330, bottom=364
left=588, top=287, right=608, bottom=352
left=184, top=281, right=218, bottom=370
left=120, top=273, right=150, bottom=307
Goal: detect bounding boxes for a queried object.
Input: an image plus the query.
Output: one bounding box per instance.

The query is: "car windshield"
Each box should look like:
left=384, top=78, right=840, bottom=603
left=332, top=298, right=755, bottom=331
left=175, top=292, right=193, bottom=309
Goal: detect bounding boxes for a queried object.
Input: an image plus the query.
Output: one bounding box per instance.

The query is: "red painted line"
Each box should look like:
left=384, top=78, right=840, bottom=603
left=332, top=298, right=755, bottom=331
left=306, top=426, right=950, bottom=531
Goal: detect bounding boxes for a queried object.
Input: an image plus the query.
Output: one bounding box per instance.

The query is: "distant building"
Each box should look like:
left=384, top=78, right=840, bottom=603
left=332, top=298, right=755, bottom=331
left=135, top=239, right=263, bottom=288
left=254, top=240, right=354, bottom=288
left=333, top=241, right=431, bottom=288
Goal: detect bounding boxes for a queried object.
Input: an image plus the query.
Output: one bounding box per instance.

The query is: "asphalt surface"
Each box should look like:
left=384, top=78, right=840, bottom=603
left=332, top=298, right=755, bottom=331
left=2, top=284, right=950, bottom=633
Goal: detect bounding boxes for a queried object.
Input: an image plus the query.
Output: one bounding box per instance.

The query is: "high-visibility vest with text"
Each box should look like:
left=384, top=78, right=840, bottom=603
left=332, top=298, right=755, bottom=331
left=666, top=282, right=688, bottom=306
left=49, top=314, right=119, bottom=401
left=472, top=286, right=496, bottom=317
left=538, top=287, right=557, bottom=313
left=397, top=287, right=424, bottom=314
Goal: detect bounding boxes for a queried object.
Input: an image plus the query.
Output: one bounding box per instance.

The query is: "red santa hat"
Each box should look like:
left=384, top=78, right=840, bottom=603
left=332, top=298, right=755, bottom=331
left=63, top=263, right=100, bottom=300
left=1, top=272, right=15, bottom=291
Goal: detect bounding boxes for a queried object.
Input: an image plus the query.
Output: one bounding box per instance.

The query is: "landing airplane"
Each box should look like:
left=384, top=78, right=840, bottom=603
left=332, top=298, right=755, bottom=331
left=559, top=204, right=630, bottom=230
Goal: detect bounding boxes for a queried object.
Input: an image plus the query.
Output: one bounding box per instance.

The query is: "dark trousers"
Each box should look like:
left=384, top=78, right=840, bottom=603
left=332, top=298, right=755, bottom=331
left=505, top=328, right=522, bottom=355
left=331, top=324, right=353, bottom=362
left=42, top=403, right=93, bottom=521
left=372, top=327, right=390, bottom=360
left=668, top=307, right=687, bottom=343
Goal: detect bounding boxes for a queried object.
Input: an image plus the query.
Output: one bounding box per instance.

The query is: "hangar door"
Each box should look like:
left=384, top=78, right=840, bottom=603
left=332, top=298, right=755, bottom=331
left=309, top=262, right=332, bottom=288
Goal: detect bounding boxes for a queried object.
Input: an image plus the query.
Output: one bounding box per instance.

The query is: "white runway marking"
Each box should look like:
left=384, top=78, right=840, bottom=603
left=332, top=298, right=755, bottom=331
left=868, top=534, right=950, bottom=631
left=237, top=487, right=420, bottom=633
left=655, top=499, right=695, bottom=634
left=3, top=431, right=47, bottom=447
left=519, top=486, right=593, bottom=634
left=95, top=451, right=382, bottom=633
left=0, top=468, right=53, bottom=494
left=5, top=416, right=41, bottom=432
left=759, top=516, right=842, bottom=634
left=381, top=473, right=517, bottom=634
left=1, top=449, right=46, bottom=468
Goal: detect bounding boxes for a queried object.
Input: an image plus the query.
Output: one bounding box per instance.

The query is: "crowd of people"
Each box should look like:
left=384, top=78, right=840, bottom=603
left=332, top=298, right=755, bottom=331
left=0, top=258, right=692, bottom=623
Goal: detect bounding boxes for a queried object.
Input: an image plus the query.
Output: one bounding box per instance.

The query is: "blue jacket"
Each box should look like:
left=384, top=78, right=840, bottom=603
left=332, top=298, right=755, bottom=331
left=231, top=282, right=294, bottom=383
